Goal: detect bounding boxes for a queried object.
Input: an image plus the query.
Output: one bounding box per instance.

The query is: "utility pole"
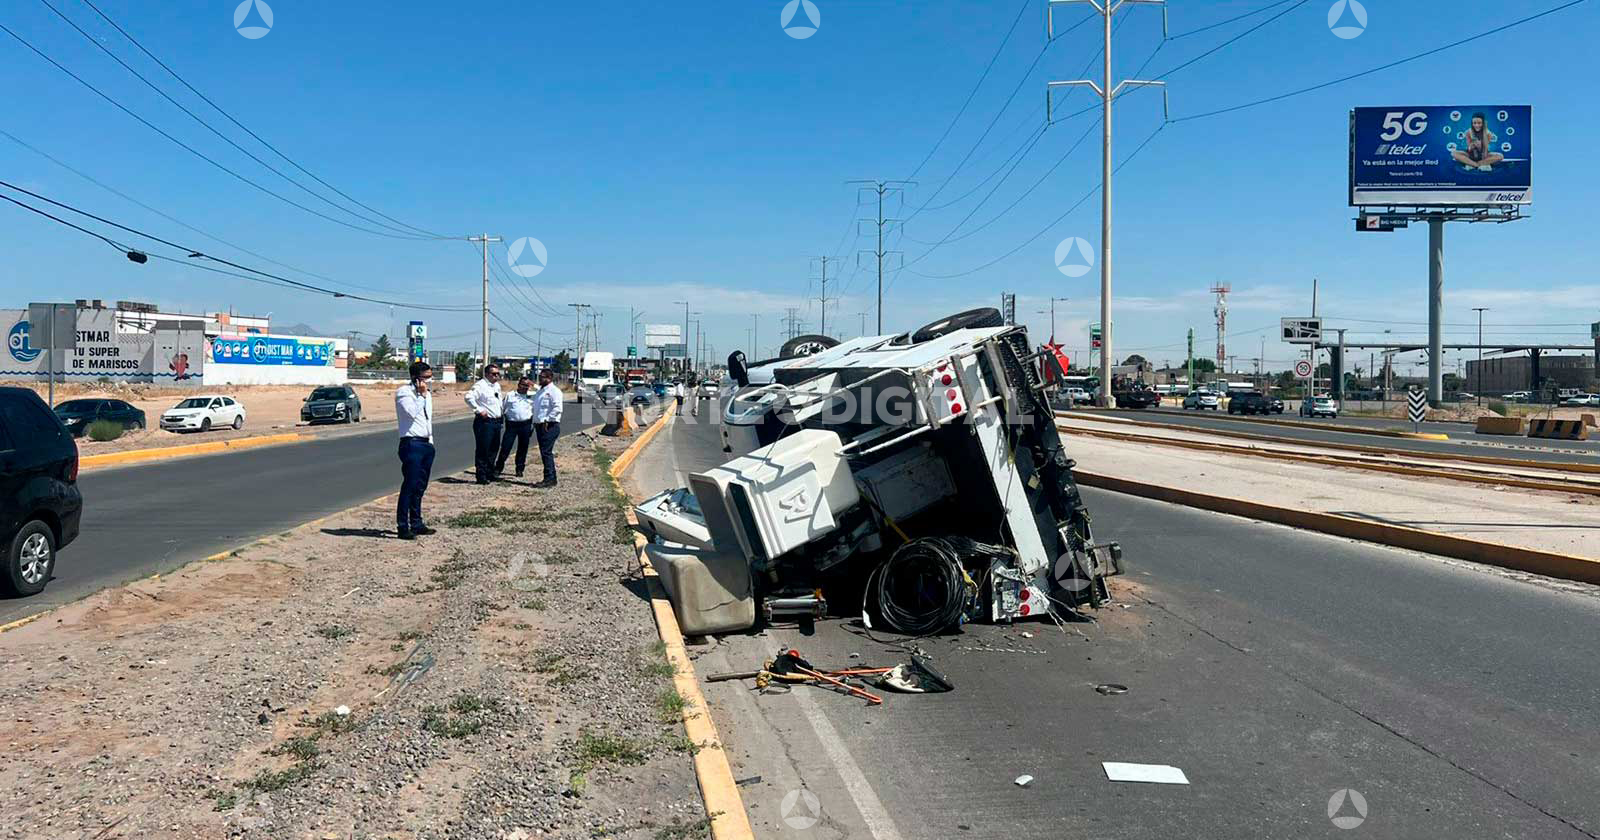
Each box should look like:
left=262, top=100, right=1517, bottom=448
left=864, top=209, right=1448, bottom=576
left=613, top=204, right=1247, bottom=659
left=783, top=307, right=801, bottom=341
left=1047, top=0, right=1167, bottom=407
left=809, top=256, right=838, bottom=336
left=568, top=303, right=591, bottom=370
left=673, top=300, right=690, bottom=374
left=847, top=179, right=912, bottom=334
left=1045, top=296, right=1069, bottom=342
left=468, top=234, right=502, bottom=366
left=751, top=314, right=759, bottom=357
left=1186, top=328, right=1194, bottom=390
left=1471, top=307, right=1488, bottom=405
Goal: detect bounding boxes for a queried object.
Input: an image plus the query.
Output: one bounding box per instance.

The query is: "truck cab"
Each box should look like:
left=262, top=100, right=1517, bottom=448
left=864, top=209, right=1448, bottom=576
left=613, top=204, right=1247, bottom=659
left=576, top=351, right=615, bottom=403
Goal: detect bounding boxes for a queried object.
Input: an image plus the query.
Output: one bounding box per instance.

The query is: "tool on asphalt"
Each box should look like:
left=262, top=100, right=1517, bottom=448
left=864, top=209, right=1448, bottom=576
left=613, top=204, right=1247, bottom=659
left=633, top=310, right=1124, bottom=636
left=1094, top=683, right=1129, bottom=695
left=1102, top=762, right=1190, bottom=785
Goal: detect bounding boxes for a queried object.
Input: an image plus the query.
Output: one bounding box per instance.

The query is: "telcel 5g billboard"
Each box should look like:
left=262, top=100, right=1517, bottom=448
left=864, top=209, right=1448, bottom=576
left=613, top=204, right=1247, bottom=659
left=1349, top=106, right=1531, bottom=206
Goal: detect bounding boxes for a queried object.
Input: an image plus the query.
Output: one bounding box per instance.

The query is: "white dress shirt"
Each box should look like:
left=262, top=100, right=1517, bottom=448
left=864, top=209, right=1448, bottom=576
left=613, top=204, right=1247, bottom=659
left=465, top=378, right=504, bottom=419
left=395, top=383, right=433, bottom=442
left=534, top=383, right=564, bottom=423
left=504, top=390, right=535, bottom=422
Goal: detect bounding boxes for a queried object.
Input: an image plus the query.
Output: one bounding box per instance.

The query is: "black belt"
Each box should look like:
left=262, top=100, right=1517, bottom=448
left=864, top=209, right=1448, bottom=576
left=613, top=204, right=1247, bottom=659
left=401, top=435, right=431, bottom=442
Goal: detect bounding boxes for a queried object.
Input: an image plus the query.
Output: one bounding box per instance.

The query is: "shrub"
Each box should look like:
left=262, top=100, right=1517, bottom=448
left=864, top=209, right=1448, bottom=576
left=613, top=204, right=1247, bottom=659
left=86, top=419, right=124, bottom=441
left=1487, top=400, right=1507, bottom=416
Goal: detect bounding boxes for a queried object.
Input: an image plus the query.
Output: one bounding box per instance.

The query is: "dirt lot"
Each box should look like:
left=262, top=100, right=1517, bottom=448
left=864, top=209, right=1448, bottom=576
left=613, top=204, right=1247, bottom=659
left=0, top=427, right=706, bottom=839
left=16, top=382, right=475, bottom=456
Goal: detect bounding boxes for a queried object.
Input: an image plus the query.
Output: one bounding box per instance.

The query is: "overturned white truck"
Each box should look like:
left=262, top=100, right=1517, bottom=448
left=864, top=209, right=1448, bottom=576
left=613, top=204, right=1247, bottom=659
left=634, top=309, right=1123, bottom=636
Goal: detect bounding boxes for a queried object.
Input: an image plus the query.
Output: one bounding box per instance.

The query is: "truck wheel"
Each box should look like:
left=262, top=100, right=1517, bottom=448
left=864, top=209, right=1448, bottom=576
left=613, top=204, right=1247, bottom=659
left=910, top=308, right=1004, bottom=344
left=5, top=520, right=55, bottom=596
left=779, top=334, right=840, bottom=358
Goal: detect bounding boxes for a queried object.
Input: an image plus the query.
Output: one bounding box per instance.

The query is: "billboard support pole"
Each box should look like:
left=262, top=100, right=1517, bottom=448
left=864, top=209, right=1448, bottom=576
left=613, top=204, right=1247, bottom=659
left=1428, top=215, right=1445, bottom=407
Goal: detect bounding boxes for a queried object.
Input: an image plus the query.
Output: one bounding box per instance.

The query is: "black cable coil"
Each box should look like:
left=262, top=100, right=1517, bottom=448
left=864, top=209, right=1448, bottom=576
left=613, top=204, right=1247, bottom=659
left=868, top=536, right=978, bottom=636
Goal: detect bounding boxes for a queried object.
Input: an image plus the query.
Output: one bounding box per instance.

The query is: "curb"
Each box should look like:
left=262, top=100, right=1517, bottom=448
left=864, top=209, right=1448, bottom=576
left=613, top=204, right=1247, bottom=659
left=1059, top=411, right=1600, bottom=474
left=80, top=432, right=306, bottom=470
left=1055, top=424, right=1600, bottom=497
left=0, top=490, right=397, bottom=635
left=1074, top=471, right=1600, bottom=584
left=606, top=403, right=756, bottom=840
left=1073, top=408, right=1450, bottom=441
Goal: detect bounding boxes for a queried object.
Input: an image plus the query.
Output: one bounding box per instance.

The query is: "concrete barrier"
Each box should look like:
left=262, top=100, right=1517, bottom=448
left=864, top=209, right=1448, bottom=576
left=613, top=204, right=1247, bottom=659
left=1474, top=416, right=1525, bottom=436
left=1528, top=419, right=1589, bottom=441
left=1584, top=413, right=1598, bottom=428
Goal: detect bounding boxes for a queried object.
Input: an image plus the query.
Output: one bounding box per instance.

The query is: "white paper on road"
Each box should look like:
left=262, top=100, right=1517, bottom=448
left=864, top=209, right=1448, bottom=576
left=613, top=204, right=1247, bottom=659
left=1102, top=762, right=1190, bottom=785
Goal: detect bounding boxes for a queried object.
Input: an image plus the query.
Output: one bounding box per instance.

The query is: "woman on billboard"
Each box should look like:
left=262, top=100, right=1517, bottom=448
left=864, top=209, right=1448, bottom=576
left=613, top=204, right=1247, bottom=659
left=1450, top=113, right=1504, bottom=171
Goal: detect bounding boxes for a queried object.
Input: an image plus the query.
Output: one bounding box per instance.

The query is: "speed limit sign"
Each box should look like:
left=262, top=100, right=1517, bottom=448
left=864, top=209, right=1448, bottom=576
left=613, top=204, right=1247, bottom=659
left=1294, top=359, right=1313, bottom=378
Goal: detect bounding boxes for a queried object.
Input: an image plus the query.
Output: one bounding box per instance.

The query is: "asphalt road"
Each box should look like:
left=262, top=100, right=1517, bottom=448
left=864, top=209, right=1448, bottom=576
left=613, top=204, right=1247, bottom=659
left=1086, top=406, right=1600, bottom=462
left=632, top=408, right=1600, bottom=839
left=1, top=402, right=600, bottom=624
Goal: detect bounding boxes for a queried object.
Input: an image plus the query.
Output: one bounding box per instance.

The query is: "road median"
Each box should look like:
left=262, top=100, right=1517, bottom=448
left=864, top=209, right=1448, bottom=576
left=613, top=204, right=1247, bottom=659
left=1075, top=471, right=1600, bottom=585
left=80, top=431, right=306, bottom=470
left=0, top=416, right=707, bottom=838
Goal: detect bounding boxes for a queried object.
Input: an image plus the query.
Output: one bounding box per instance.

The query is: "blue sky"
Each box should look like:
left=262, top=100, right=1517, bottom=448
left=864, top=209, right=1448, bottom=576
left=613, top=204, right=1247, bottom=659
left=2, top=0, right=1597, bottom=375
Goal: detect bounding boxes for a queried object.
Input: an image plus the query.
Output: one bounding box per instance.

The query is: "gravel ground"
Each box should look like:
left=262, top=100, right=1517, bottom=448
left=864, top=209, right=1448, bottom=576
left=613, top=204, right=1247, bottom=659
left=0, top=423, right=705, bottom=840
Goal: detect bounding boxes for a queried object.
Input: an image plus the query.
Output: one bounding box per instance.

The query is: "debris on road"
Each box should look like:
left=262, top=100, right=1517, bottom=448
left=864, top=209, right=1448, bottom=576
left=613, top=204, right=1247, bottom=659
left=1014, top=775, right=1035, bottom=787
left=1094, top=683, right=1129, bottom=696
left=635, top=312, right=1124, bottom=639
left=1102, top=762, right=1190, bottom=785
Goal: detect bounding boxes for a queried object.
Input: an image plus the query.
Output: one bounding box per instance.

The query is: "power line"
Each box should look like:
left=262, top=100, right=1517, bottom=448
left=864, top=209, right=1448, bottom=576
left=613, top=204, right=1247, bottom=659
left=35, top=0, right=438, bottom=240
left=1149, top=0, right=1309, bottom=81
left=1171, top=0, right=1589, bottom=122
left=904, top=0, right=1035, bottom=180
left=0, top=179, right=476, bottom=311
left=1167, top=0, right=1301, bottom=40
left=0, top=20, right=443, bottom=240
left=76, top=0, right=448, bottom=240
left=0, top=127, right=396, bottom=295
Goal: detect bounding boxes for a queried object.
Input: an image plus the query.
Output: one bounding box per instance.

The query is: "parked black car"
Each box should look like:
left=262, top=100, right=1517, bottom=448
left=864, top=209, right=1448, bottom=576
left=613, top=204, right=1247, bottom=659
left=1113, top=388, right=1161, bottom=409
left=301, top=385, right=363, bottom=424
left=1227, top=392, right=1272, bottom=415
left=0, top=387, right=82, bottom=595
left=53, top=398, right=146, bottom=437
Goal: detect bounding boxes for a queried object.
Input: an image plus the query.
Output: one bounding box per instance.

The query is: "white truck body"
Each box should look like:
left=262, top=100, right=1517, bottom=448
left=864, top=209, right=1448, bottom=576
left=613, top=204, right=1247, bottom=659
left=579, top=352, right=615, bottom=392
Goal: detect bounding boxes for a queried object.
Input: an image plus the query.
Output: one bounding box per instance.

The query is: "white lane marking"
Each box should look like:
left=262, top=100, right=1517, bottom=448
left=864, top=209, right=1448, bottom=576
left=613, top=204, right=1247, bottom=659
left=792, top=686, right=905, bottom=840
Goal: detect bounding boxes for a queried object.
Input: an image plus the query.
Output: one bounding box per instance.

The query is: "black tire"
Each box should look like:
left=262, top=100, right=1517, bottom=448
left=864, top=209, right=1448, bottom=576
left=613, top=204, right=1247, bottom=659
left=231, top=414, right=244, bottom=430
left=909, top=307, right=1004, bottom=344
left=779, top=333, right=841, bottom=359
left=200, top=417, right=212, bottom=433
left=5, top=520, right=55, bottom=596
left=130, top=419, right=144, bottom=431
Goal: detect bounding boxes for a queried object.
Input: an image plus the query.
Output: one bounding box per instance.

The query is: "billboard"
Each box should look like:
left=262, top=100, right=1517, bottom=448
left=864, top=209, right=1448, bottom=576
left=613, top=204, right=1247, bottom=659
left=644, top=324, right=682, bottom=349
left=211, top=334, right=334, bottom=366
left=1350, top=106, right=1531, bottom=206
left=1281, top=317, right=1322, bottom=344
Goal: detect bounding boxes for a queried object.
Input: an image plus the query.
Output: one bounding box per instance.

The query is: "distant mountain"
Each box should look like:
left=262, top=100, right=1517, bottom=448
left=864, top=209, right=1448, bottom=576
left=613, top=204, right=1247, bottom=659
left=275, top=322, right=329, bottom=337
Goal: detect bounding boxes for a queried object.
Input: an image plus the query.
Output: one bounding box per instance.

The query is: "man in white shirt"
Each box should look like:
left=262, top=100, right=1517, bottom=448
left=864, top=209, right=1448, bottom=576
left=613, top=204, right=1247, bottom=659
left=464, top=363, right=505, bottom=484
left=531, top=368, right=564, bottom=487
left=495, top=374, right=537, bottom=478
left=394, top=361, right=436, bottom=540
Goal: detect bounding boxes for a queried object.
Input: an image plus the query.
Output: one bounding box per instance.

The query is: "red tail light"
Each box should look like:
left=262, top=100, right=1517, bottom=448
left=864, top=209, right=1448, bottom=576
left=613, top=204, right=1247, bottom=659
left=66, top=452, right=79, bottom=483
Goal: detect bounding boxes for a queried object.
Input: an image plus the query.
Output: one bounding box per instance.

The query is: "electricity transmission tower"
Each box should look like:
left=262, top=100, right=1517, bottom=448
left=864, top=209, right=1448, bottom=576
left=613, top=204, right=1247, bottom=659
left=847, top=179, right=912, bottom=334
left=808, top=256, right=840, bottom=337
left=1047, top=0, right=1168, bottom=405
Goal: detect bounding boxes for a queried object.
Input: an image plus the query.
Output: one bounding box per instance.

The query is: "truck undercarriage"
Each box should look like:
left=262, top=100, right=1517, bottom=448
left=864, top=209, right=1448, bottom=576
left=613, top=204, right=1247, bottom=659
left=634, top=312, right=1123, bottom=636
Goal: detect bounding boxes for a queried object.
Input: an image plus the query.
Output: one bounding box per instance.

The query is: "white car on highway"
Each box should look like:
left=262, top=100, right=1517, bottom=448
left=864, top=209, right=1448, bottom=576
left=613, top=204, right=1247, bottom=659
left=1300, top=395, right=1339, bottom=418
left=1562, top=393, right=1600, bottom=407
left=160, top=394, right=246, bottom=433
left=1182, top=391, right=1220, bottom=410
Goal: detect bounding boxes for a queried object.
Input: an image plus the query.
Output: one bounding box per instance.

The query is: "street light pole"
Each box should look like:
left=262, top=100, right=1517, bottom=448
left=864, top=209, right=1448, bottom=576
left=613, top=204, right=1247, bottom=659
left=1048, top=0, right=1168, bottom=406
left=1472, top=306, right=1488, bottom=406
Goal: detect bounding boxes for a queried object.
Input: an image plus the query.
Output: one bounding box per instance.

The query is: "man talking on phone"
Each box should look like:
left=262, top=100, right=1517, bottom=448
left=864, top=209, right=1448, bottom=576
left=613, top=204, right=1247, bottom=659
left=395, top=361, right=436, bottom=540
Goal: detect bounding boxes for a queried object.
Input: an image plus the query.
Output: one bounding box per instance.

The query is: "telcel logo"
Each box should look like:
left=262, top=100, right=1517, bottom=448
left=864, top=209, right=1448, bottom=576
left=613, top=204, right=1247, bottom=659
left=1376, top=143, right=1426, bottom=156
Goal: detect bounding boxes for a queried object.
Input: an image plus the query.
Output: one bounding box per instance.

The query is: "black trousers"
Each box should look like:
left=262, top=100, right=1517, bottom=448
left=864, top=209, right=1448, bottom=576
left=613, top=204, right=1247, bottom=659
left=535, top=421, right=560, bottom=483
left=473, top=415, right=503, bottom=483
left=396, top=437, right=435, bottom=531
left=496, top=419, right=533, bottom=475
